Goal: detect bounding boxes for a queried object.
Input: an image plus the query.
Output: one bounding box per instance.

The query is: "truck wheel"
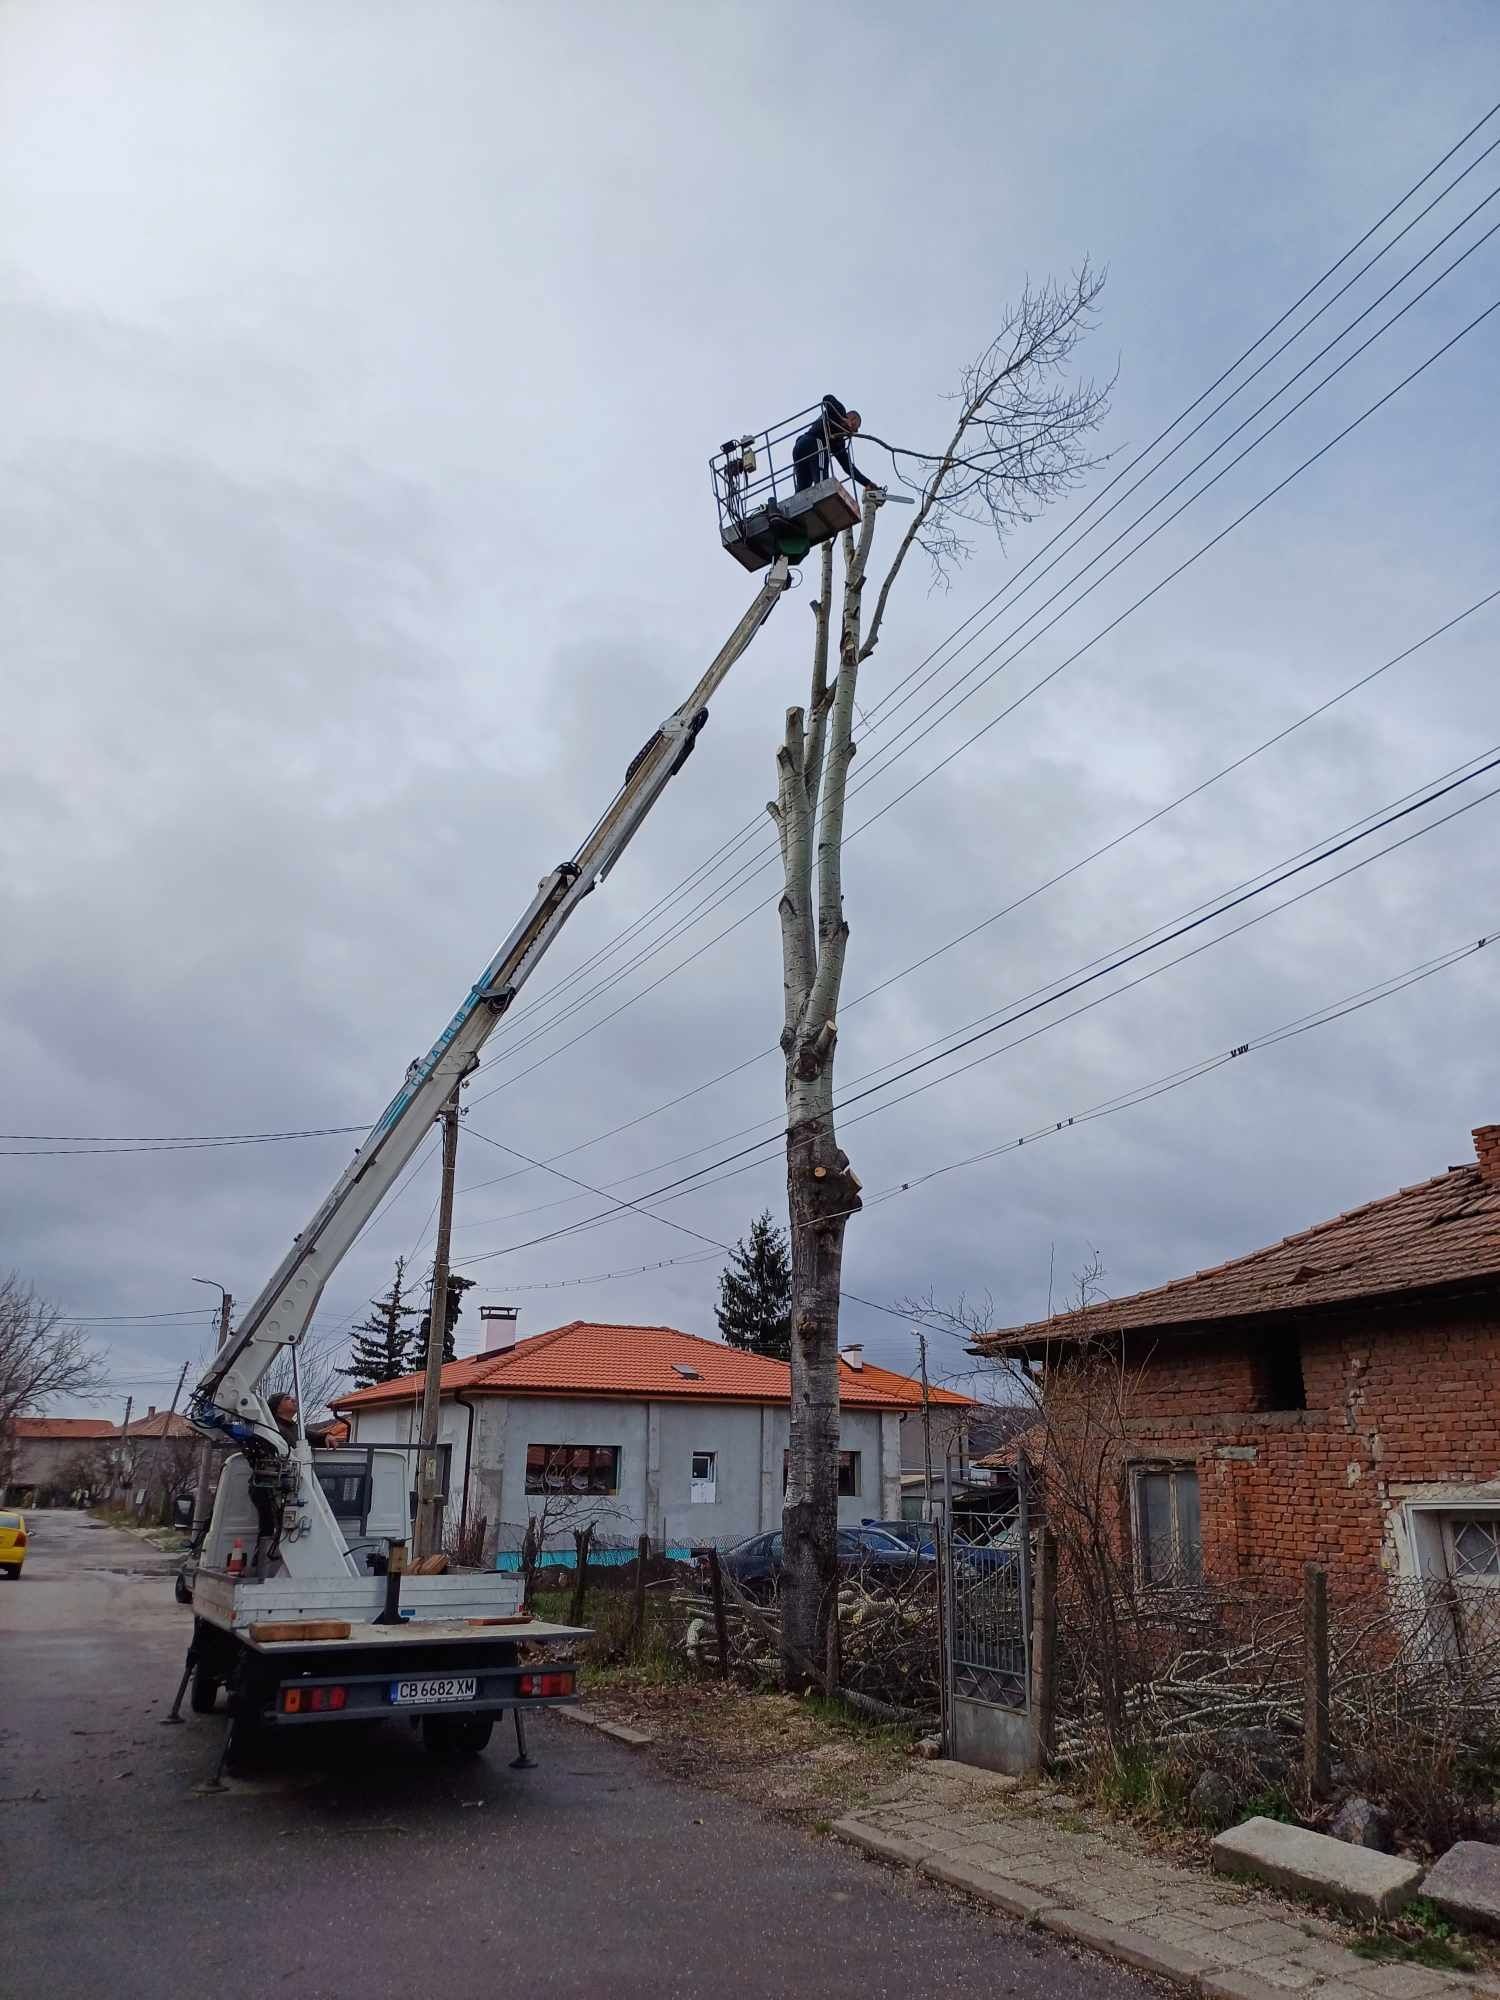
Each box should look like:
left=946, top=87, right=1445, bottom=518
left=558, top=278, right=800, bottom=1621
left=190, top=1665, right=220, bottom=1713
left=174, top=1568, right=193, bottom=1606
left=421, top=1713, right=494, bottom=1757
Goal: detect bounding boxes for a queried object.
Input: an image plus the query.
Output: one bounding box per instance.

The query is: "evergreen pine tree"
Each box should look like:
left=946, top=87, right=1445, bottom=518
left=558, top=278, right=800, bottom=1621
left=715, top=1211, right=792, bottom=1360
left=340, top=1257, right=418, bottom=1388
left=411, top=1272, right=476, bottom=1376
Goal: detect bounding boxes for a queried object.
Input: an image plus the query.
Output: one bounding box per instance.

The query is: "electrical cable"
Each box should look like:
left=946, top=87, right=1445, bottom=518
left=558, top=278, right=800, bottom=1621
left=465, top=290, right=1500, bottom=1104
left=446, top=585, right=1499, bottom=1213
left=451, top=756, right=1500, bottom=1267
left=466, top=105, right=1500, bottom=1047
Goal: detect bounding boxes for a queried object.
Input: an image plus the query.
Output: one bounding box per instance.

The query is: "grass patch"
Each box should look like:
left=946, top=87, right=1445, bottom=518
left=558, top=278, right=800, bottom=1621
left=1092, top=1745, right=1193, bottom=1824
left=1352, top=1899, right=1479, bottom=1974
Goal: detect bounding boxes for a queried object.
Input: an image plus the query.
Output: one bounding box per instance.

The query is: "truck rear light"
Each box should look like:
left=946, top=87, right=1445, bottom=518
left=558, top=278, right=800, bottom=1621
left=517, top=1671, right=575, bottom=1698
left=281, top=1684, right=348, bottom=1713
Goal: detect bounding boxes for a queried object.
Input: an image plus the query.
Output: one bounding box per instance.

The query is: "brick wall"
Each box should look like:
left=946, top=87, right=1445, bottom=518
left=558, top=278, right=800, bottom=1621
left=1068, top=1300, right=1500, bottom=1585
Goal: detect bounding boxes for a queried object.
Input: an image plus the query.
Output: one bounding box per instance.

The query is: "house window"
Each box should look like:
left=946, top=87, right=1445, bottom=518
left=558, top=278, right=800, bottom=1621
left=1442, top=1514, right=1500, bottom=1583
left=783, top=1450, right=861, bottom=1496
left=1258, top=1328, right=1307, bottom=1411
left=1133, top=1466, right=1202, bottom=1585
left=525, top=1444, right=620, bottom=1497
left=690, top=1452, right=717, bottom=1504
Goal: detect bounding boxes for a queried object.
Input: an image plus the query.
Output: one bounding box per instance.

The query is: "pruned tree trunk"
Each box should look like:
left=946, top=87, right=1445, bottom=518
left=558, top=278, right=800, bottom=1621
left=766, top=274, right=1111, bottom=1688
left=771, top=506, right=879, bottom=1683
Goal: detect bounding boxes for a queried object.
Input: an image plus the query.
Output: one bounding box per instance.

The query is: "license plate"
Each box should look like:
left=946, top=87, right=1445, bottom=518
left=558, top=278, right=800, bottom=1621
left=389, top=1675, right=478, bottom=1706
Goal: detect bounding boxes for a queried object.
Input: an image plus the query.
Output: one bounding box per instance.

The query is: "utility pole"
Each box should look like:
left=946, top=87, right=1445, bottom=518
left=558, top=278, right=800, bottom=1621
left=116, top=1396, right=133, bottom=1506
left=414, top=1088, right=461, bottom=1559
left=142, top=1360, right=190, bottom=1522
left=917, top=1332, right=934, bottom=1522
left=190, top=1281, right=233, bottom=1545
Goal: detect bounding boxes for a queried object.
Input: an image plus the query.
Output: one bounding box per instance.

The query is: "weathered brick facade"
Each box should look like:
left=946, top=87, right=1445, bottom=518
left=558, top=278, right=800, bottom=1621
left=981, top=1125, right=1500, bottom=1592
left=1115, top=1301, right=1500, bottom=1583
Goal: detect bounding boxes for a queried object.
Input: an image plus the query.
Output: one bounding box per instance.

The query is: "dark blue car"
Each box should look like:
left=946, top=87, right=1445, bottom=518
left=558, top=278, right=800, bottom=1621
left=708, top=1526, right=932, bottom=1598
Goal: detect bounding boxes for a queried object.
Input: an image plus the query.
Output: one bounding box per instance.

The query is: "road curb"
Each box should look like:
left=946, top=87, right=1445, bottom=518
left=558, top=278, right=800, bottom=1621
left=831, top=1813, right=1231, bottom=1993
left=554, top=1704, right=657, bottom=1748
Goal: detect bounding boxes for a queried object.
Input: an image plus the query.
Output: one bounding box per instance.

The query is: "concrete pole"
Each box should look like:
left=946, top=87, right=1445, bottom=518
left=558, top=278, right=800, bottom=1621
left=116, top=1396, right=133, bottom=1504
left=191, top=1290, right=233, bottom=1544
left=917, top=1332, right=934, bottom=1521
left=414, top=1089, right=460, bottom=1559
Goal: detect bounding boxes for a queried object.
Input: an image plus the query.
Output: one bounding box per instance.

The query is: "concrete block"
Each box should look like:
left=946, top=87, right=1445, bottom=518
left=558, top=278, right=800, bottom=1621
left=1421, top=1839, right=1500, bottom=1936
left=830, top=1818, right=928, bottom=1869
left=1211, top=1816, right=1423, bottom=1918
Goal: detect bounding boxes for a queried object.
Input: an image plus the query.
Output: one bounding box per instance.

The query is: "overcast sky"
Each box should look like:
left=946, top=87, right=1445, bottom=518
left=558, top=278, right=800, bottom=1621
left=3, top=0, right=1497, bottom=1416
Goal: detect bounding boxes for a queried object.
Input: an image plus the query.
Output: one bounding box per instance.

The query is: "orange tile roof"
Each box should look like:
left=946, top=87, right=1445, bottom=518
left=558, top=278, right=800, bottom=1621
left=979, top=1129, right=1500, bottom=1352
left=837, top=1356, right=973, bottom=1406
left=8, top=1415, right=117, bottom=1439
left=335, top=1321, right=922, bottom=1412
left=120, top=1410, right=195, bottom=1439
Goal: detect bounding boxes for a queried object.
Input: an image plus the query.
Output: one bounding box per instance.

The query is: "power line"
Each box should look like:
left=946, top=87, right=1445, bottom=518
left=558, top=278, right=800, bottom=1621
left=451, top=753, right=1500, bottom=1268
left=0, top=1122, right=364, bottom=1157
left=464, top=290, right=1500, bottom=1110
left=454, top=932, right=1490, bottom=1325
left=470, top=235, right=1500, bottom=1100
left=468, top=102, right=1500, bottom=1043
left=446, top=585, right=1499, bottom=1217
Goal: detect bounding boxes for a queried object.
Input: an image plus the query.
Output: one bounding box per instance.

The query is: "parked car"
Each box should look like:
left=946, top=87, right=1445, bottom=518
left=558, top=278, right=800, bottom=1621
left=860, top=1518, right=937, bottom=1558
left=707, top=1526, right=932, bottom=1599
left=0, top=1509, right=28, bottom=1577
left=952, top=1516, right=1022, bottom=1577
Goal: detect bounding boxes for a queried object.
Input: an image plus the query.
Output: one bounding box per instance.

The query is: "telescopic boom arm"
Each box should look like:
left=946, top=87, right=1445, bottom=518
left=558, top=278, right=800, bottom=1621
left=193, top=558, right=792, bottom=1457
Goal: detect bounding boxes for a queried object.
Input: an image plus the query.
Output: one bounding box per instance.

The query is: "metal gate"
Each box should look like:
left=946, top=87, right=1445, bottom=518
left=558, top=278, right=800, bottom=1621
left=941, top=1492, right=1038, bottom=1774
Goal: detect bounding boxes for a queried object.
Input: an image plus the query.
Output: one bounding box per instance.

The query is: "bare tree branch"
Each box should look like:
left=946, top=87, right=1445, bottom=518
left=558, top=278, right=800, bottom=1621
left=861, top=264, right=1111, bottom=659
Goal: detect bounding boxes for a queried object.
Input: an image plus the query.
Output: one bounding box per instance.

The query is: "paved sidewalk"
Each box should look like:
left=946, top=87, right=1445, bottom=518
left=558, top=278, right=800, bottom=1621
left=834, top=1765, right=1500, bottom=2000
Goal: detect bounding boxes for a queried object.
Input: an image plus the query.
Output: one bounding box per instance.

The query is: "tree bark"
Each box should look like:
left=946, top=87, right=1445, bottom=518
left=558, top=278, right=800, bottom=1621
left=778, top=496, right=880, bottom=1687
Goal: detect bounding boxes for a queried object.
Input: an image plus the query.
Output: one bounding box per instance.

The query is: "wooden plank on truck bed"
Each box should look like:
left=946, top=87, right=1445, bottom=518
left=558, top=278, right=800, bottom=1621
left=237, top=1617, right=593, bottom=1652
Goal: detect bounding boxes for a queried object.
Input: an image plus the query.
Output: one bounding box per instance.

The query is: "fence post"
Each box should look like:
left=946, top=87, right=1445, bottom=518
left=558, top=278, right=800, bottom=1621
left=630, top=1533, right=650, bottom=1654
left=1031, top=1526, right=1058, bottom=1765
left=1303, top=1562, right=1331, bottom=1798
left=707, top=1548, right=730, bottom=1680
left=824, top=1596, right=841, bottom=1699
left=569, top=1524, right=593, bottom=1628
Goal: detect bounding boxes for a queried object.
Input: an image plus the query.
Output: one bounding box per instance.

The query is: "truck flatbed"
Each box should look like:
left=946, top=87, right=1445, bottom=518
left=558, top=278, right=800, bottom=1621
left=239, top=1616, right=592, bottom=1653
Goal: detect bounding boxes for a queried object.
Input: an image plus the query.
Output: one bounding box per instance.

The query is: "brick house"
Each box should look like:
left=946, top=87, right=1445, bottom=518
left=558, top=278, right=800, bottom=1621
left=2, top=1416, right=117, bottom=1503
left=975, top=1124, right=1500, bottom=1595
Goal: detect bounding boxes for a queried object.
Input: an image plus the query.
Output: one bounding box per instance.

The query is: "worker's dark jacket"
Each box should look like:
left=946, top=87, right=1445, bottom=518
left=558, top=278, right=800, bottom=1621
left=794, top=394, right=876, bottom=490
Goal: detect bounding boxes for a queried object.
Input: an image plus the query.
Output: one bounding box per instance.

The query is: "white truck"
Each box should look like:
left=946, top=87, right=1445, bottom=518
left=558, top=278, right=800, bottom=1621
left=173, top=556, right=792, bottom=1778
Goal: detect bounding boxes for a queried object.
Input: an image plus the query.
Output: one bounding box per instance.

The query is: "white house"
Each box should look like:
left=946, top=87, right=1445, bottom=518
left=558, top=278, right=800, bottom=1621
left=334, top=1320, right=971, bottom=1559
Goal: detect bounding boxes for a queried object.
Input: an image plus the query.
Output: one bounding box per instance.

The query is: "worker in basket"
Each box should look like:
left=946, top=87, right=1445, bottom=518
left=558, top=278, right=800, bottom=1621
left=793, top=394, right=881, bottom=497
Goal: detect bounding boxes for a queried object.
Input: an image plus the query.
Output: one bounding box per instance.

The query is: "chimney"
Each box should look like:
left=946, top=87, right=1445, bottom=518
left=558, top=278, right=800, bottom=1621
left=1475, top=1125, right=1500, bottom=1185
left=146, top=1405, right=157, bottom=1419
left=475, top=1304, right=519, bottom=1360
left=841, top=1344, right=864, bottom=1370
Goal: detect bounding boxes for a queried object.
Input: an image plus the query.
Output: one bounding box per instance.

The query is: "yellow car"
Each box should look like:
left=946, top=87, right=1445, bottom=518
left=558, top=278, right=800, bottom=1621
left=0, top=1509, right=27, bottom=1577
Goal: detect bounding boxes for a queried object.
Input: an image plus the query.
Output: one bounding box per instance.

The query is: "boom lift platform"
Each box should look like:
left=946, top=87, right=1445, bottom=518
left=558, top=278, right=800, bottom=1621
left=712, top=404, right=862, bottom=572
left=175, top=551, right=793, bottom=1776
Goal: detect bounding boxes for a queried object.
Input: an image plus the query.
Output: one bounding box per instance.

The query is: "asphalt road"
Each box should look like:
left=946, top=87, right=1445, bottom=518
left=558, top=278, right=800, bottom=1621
left=2, top=1511, right=1158, bottom=2000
